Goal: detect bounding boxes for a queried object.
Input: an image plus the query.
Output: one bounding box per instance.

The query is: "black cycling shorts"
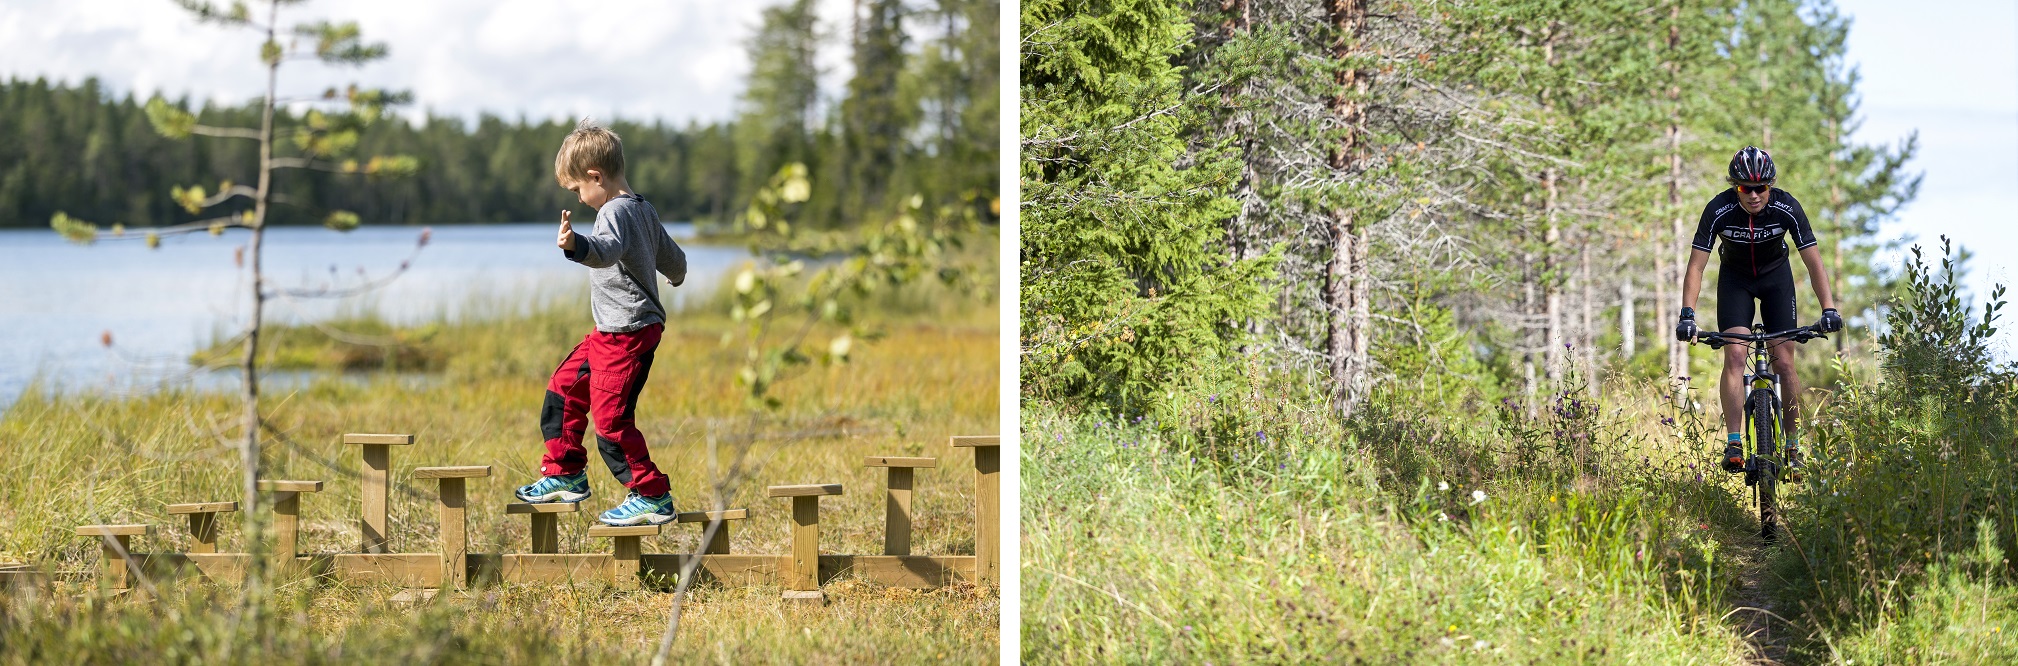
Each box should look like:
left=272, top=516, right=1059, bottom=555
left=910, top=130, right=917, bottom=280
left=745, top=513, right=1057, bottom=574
left=1716, top=264, right=1798, bottom=334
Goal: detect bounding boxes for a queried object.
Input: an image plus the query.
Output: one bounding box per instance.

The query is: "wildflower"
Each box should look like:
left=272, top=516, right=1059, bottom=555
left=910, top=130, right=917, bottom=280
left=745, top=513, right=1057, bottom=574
left=1438, top=512, right=1449, bottom=522
left=1208, top=394, right=1217, bottom=403
left=1470, top=490, right=1487, bottom=505
left=1257, top=431, right=1267, bottom=440
left=1474, top=640, right=1490, bottom=650
left=1438, top=481, right=1450, bottom=492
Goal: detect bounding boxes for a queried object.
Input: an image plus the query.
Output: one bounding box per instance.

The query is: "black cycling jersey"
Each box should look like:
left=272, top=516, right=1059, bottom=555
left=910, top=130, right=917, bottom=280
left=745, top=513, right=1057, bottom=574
left=1690, top=188, right=1817, bottom=277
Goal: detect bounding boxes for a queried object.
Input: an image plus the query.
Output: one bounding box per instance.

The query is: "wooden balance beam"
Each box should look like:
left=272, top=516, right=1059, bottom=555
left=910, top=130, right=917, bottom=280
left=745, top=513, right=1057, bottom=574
left=768, top=483, right=843, bottom=604
left=258, top=480, right=323, bottom=570
left=676, top=508, right=749, bottom=554
left=952, top=435, right=1000, bottom=585
left=505, top=501, right=579, bottom=554
left=586, top=523, right=662, bottom=590
left=343, top=433, right=414, bottom=554
left=165, top=501, right=237, bottom=554
left=414, top=465, right=489, bottom=589
left=75, top=524, right=151, bottom=590
left=865, top=456, right=935, bottom=555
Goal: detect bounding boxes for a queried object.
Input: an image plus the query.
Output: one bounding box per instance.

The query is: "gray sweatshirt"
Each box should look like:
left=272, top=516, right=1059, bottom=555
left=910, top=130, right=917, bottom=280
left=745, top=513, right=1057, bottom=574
left=563, top=193, right=687, bottom=333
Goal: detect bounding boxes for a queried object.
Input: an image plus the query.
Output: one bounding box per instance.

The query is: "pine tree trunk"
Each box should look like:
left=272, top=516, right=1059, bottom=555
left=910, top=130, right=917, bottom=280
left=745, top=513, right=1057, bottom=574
left=1325, top=0, right=1367, bottom=416
left=1580, top=239, right=1596, bottom=397
left=1544, top=166, right=1561, bottom=384
left=1665, top=1, right=1688, bottom=403
left=1621, top=277, right=1636, bottom=359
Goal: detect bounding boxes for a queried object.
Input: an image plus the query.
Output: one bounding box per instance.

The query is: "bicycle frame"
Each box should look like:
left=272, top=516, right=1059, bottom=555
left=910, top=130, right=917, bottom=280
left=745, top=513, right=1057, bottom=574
left=1694, top=324, right=1825, bottom=541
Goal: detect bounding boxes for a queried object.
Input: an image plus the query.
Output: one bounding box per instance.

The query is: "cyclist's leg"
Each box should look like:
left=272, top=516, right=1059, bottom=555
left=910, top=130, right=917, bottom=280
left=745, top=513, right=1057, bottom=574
left=1760, top=267, right=1801, bottom=448
left=1715, top=275, right=1757, bottom=438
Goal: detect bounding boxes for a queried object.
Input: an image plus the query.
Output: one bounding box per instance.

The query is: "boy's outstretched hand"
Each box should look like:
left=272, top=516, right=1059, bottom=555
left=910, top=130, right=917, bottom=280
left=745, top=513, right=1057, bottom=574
left=557, top=210, right=577, bottom=251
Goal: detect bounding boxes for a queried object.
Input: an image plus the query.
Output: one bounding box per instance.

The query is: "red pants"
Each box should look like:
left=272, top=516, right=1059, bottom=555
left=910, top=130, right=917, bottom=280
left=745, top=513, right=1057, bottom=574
left=539, top=323, right=669, bottom=497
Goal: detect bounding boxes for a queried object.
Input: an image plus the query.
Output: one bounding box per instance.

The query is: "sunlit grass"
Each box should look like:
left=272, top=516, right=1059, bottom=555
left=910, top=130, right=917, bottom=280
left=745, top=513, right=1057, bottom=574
left=0, top=265, right=1000, bottom=663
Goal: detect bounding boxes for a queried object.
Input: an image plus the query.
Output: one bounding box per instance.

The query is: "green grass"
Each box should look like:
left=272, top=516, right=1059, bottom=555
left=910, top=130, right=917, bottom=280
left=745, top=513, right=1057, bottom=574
left=1023, top=373, right=1769, bottom=664
left=0, top=265, right=999, bottom=663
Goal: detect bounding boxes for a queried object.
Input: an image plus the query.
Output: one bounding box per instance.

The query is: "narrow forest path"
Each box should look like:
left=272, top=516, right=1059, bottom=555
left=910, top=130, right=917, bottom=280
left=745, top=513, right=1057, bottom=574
left=1727, top=533, right=1793, bottom=665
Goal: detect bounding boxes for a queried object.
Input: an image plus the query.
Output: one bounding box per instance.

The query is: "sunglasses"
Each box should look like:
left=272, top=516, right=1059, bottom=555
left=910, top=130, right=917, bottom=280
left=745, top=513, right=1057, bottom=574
left=1733, top=182, right=1772, bottom=195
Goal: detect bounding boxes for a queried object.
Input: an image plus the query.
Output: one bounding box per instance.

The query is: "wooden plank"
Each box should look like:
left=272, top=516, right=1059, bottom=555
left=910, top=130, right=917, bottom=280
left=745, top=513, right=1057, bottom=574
left=99, top=534, right=132, bottom=589
left=272, top=491, right=301, bottom=562
left=343, top=433, right=415, bottom=445
left=639, top=554, right=783, bottom=587
left=788, top=496, right=820, bottom=590
left=885, top=467, right=914, bottom=556
left=506, top=502, right=582, bottom=514
left=165, top=501, right=238, bottom=515
left=611, top=537, right=641, bottom=590
left=437, top=478, right=468, bottom=589
left=414, top=465, right=491, bottom=479
left=501, top=554, right=610, bottom=584
left=587, top=524, right=663, bottom=538
left=187, top=513, right=219, bottom=554
left=950, top=435, right=999, bottom=447
left=819, top=555, right=977, bottom=588
left=530, top=513, right=559, bottom=554
left=136, top=553, right=250, bottom=582
left=974, top=443, right=1000, bottom=586
left=865, top=456, right=937, bottom=468
left=361, top=443, right=390, bottom=553
left=258, top=480, right=323, bottom=493
left=675, top=509, right=748, bottom=522
left=767, top=484, right=843, bottom=498
left=321, top=553, right=442, bottom=587
left=75, top=524, right=151, bottom=537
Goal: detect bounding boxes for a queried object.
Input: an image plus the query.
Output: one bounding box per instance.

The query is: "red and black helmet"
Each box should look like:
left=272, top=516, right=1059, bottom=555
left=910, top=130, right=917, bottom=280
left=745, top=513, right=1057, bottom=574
left=1728, top=146, right=1776, bottom=183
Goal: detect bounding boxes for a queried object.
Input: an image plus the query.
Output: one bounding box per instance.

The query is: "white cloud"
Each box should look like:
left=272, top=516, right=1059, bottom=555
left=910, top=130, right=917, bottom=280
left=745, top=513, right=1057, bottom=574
left=0, top=0, right=858, bottom=125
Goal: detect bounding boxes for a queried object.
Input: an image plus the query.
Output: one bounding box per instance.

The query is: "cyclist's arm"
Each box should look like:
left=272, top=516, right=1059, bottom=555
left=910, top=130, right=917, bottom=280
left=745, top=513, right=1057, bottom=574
left=1681, top=248, right=1712, bottom=311
left=1797, top=245, right=1836, bottom=311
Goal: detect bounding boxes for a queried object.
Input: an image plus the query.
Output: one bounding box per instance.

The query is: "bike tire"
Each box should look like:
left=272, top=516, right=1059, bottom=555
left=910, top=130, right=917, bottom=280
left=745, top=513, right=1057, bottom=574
left=1751, top=390, right=1779, bottom=542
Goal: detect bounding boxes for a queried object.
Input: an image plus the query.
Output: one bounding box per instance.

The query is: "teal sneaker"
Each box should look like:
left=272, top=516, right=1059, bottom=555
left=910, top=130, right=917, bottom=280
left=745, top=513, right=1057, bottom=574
left=516, top=473, right=589, bottom=503
left=599, top=492, right=677, bottom=526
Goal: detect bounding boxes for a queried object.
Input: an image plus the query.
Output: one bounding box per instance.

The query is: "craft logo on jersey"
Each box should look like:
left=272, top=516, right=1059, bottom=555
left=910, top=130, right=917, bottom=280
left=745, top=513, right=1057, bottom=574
left=1720, top=224, right=1785, bottom=243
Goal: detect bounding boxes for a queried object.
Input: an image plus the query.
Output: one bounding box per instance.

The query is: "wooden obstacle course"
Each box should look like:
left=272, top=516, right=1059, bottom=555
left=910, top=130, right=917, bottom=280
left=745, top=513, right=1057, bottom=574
left=676, top=509, right=748, bottom=554
left=769, top=484, right=844, bottom=604
left=165, top=501, right=237, bottom=554
left=75, top=432, right=1004, bottom=600
left=345, top=433, right=414, bottom=553
left=866, top=456, right=935, bottom=555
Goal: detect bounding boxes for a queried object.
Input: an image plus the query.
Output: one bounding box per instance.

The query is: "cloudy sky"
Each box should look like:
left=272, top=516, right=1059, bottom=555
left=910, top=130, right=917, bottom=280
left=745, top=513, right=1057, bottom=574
left=0, top=0, right=855, bottom=125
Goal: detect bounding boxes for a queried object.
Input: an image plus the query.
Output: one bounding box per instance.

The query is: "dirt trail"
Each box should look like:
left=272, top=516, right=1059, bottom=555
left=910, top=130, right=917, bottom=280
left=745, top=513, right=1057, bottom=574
left=1729, top=535, right=1792, bottom=665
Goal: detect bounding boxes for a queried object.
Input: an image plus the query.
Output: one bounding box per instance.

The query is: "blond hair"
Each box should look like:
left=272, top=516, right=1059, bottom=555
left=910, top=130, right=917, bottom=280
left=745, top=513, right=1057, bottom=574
left=554, top=117, right=625, bottom=185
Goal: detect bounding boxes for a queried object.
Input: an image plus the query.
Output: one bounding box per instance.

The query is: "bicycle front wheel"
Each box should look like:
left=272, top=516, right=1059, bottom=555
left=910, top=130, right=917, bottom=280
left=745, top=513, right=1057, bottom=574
left=1752, top=391, right=1780, bottom=542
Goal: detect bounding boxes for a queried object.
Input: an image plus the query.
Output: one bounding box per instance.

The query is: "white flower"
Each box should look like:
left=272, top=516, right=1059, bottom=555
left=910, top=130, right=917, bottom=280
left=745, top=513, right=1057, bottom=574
left=1438, top=481, right=1450, bottom=492
left=1470, top=489, right=1487, bottom=505
left=1437, top=512, right=1449, bottom=522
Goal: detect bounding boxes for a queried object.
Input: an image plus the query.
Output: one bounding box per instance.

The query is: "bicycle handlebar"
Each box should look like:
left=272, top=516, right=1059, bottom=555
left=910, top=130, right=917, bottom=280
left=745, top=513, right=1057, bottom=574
left=1693, top=325, right=1827, bottom=348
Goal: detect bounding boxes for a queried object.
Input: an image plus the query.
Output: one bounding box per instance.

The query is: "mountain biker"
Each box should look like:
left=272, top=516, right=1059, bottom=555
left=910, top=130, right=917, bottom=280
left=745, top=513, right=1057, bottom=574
left=1675, top=146, right=1843, bottom=478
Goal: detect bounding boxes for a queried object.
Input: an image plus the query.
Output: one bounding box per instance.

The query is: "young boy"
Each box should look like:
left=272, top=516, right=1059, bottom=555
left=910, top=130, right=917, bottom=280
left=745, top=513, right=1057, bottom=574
left=515, top=119, right=688, bottom=526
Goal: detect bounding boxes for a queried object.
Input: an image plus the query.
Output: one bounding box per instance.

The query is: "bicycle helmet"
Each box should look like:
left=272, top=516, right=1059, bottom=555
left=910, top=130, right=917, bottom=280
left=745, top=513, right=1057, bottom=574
left=1728, top=146, right=1776, bottom=183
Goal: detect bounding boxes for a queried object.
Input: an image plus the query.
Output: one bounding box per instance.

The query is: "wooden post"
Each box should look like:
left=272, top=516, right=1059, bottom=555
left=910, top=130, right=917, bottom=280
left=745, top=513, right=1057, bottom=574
left=345, top=433, right=415, bottom=554
left=676, top=509, right=748, bottom=554
left=258, top=480, right=323, bottom=570
left=166, top=501, right=238, bottom=554
left=953, top=435, right=1000, bottom=586
left=587, top=524, right=662, bottom=590
left=75, top=525, right=150, bottom=590
left=507, top=502, right=581, bottom=554
left=768, top=484, right=842, bottom=604
left=866, top=456, right=936, bottom=556
left=415, top=466, right=490, bottom=590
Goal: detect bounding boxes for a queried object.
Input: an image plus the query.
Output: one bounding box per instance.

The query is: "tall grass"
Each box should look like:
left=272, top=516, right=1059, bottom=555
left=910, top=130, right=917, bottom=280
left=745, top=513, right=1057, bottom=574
left=0, top=263, right=999, bottom=663
left=1023, top=364, right=1764, bottom=663
left=1767, top=242, right=2018, bottom=663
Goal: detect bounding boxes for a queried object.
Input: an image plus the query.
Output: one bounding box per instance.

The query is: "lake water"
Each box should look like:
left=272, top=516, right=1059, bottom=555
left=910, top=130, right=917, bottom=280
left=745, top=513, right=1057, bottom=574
left=0, top=222, right=747, bottom=408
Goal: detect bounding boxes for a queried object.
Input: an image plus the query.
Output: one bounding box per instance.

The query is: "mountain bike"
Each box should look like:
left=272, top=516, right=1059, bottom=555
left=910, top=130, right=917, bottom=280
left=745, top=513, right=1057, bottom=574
left=1693, top=324, right=1827, bottom=542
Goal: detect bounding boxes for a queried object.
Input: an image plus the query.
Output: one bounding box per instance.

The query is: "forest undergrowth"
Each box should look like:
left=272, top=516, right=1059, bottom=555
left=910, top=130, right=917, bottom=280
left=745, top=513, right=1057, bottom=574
left=1024, top=244, right=2015, bottom=665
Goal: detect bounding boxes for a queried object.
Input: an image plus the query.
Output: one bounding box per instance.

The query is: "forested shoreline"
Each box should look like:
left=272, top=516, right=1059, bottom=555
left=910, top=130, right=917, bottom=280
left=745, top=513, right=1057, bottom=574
left=0, top=0, right=995, bottom=231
